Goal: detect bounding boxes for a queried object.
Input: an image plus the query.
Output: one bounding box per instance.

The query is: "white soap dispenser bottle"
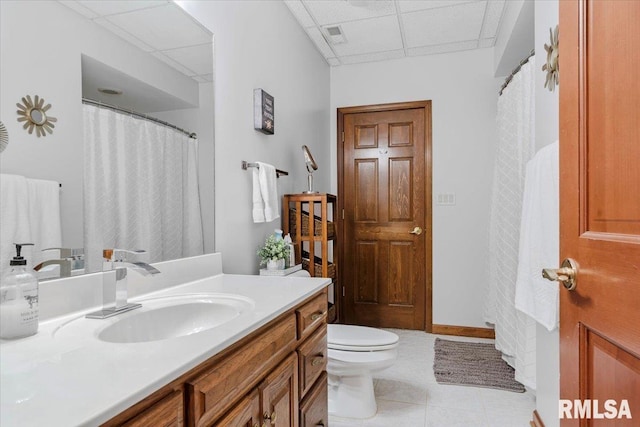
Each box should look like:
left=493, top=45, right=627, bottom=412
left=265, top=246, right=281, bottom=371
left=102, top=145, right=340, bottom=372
left=0, top=243, right=39, bottom=339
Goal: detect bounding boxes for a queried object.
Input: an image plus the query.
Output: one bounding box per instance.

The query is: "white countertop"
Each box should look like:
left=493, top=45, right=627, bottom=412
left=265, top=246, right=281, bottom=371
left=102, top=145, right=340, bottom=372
left=0, top=271, right=330, bottom=427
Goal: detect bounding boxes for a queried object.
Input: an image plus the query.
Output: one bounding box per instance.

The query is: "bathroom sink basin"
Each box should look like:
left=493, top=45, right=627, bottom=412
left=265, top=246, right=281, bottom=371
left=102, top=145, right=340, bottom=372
left=54, top=294, right=254, bottom=344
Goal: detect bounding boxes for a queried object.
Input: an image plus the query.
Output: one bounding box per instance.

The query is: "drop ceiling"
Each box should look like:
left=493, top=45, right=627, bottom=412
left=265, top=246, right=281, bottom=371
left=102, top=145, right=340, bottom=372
left=284, top=0, right=507, bottom=66
left=58, top=0, right=213, bottom=83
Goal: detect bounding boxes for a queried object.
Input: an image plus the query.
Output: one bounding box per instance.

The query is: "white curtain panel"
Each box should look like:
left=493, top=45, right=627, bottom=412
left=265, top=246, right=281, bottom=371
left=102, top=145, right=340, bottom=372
left=83, top=104, right=204, bottom=272
left=484, top=57, right=537, bottom=389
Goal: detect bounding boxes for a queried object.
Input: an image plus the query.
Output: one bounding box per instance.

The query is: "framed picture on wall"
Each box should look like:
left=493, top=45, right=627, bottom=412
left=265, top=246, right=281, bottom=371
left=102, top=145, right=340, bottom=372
left=254, top=89, right=274, bottom=135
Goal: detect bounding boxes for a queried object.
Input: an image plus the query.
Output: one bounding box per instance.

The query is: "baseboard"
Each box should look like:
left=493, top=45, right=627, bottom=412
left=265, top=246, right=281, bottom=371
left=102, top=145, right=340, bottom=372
left=431, top=324, right=496, bottom=339
left=530, top=410, right=545, bottom=427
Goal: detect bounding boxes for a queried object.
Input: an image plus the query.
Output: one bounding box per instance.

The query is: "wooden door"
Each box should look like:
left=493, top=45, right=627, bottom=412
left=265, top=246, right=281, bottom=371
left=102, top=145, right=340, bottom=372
left=560, top=1, right=640, bottom=425
left=338, top=101, right=432, bottom=330
left=259, top=354, right=298, bottom=427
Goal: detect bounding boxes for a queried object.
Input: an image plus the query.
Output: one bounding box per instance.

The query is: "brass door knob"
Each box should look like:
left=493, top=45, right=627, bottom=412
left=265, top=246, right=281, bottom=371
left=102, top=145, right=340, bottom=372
left=409, top=226, right=423, bottom=235
left=542, top=258, right=578, bottom=291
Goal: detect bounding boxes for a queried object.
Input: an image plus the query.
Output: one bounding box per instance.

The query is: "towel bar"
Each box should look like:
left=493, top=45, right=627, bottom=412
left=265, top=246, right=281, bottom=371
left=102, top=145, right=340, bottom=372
left=241, top=161, right=288, bottom=178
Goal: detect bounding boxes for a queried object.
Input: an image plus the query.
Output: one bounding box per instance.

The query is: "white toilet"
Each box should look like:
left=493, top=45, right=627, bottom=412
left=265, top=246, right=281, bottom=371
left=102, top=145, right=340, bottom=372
left=326, top=324, right=399, bottom=419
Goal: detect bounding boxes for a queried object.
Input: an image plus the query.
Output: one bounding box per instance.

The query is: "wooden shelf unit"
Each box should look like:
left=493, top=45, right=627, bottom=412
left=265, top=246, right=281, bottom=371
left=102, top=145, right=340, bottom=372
left=283, top=193, right=339, bottom=323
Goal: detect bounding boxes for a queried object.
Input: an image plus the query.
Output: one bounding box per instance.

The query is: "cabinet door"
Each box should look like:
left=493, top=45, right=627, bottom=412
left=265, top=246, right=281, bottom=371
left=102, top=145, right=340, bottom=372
left=299, top=373, right=327, bottom=427
left=213, top=389, right=261, bottom=427
left=259, top=353, right=298, bottom=427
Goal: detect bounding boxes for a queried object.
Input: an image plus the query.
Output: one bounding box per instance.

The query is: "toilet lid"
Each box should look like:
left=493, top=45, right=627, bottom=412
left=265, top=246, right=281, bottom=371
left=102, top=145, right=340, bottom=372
left=327, top=324, right=399, bottom=351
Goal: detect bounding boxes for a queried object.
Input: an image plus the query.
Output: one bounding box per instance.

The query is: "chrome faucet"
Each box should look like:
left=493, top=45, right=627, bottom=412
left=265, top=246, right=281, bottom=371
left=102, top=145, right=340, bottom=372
left=33, top=248, right=84, bottom=277
left=86, top=249, right=160, bottom=319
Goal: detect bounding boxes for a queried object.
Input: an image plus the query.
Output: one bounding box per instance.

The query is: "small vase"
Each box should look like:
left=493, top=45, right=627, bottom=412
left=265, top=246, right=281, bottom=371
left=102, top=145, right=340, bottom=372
left=266, top=259, right=285, bottom=270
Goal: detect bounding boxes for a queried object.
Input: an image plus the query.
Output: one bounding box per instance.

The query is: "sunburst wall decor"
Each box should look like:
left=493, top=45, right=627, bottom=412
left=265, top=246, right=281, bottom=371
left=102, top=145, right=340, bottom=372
left=16, top=94, right=57, bottom=137
left=0, top=121, right=8, bottom=153
left=542, top=25, right=559, bottom=92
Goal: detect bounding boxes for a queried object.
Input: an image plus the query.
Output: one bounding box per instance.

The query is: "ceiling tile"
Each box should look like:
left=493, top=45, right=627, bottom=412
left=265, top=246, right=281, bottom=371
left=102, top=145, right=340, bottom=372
left=151, top=52, right=197, bottom=77
left=162, top=43, right=214, bottom=76
left=283, top=0, right=316, bottom=28
left=398, top=0, right=481, bottom=14
left=402, top=1, right=486, bottom=48
left=480, top=0, right=505, bottom=39
left=58, top=1, right=98, bottom=19
left=331, top=15, right=403, bottom=56
left=94, top=18, right=154, bottom=52
left=106, top=3, right=212, bottom=51
left=76, top=0, right=169, bottom=17
left=340, top=49, right=404, bottom=65
left=303, top=0, right=395, bottom=26
left=306, top=27, right=338, bottom=59
left=407, top=40, right=478, bottom=56
left=327, top=57, right=341, bottom=66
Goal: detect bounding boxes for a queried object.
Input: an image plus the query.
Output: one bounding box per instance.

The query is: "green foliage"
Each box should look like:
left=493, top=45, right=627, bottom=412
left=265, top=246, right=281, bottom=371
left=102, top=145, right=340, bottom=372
left=257, top=235, right=290, bottom=265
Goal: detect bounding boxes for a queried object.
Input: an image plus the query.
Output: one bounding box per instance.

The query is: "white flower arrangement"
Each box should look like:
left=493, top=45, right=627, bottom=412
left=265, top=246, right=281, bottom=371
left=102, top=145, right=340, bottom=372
left=257, top=235, right=290, bottom=266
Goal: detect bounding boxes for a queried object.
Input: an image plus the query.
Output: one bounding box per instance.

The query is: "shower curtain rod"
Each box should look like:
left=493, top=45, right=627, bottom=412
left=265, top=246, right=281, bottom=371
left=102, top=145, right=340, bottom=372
left=498, top=49, right=535, bottom=96
left=82, top=98, right=197, bottom=139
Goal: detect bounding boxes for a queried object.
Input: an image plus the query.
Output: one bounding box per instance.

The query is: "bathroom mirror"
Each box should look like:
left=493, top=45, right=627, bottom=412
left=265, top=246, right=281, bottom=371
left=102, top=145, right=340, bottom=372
left=0, top=1, right=215, bottom=279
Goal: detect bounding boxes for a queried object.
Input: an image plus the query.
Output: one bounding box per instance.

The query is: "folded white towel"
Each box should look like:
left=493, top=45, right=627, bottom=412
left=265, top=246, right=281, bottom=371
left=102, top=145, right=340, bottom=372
left=257, top=162, right=280, bottom=223
left=26, top=178, right=62, bottom=268
left=515, top=141, right=559, bottom=331
left=0, top=174, right=32, bottom=277
left=252, top=167, right=265, bottom=223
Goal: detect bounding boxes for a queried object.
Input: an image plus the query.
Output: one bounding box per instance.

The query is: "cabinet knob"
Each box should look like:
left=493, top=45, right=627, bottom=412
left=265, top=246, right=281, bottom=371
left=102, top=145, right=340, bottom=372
left=311, top=355, right=324, bottom=367
left=264, top=411, right=277, bottom=425
left=310, top=311, right=324, bottom=321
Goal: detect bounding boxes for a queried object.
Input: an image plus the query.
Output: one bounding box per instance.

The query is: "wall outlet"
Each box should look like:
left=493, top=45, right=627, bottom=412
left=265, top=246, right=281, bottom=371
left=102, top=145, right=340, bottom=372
left=436, top=193, right=456, bottom=206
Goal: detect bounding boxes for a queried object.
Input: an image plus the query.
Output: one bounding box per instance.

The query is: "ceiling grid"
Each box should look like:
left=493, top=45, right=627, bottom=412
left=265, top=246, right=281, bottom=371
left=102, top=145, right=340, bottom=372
left=284, top=0, right=508, bottom=67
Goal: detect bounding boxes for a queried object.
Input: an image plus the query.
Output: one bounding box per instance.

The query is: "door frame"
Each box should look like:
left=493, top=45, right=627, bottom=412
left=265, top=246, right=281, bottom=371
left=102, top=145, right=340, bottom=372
left=337, top=100, right=433, bottom=332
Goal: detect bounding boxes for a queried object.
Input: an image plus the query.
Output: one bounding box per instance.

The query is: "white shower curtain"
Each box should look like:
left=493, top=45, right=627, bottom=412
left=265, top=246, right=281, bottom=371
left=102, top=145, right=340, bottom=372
left=83, top=104, right=204, bottom=272
left=485, top=57, right=537, bottom=389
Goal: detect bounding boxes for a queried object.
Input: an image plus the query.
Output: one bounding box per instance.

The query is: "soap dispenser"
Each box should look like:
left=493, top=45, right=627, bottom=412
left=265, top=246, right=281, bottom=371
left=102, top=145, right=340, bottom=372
left=0, top=243, right=39, bottom=339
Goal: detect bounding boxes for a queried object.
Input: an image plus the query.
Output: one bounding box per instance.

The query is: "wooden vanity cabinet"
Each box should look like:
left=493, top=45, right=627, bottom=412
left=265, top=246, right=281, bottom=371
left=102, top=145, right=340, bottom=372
left=102, top=288, right=328, bottom=427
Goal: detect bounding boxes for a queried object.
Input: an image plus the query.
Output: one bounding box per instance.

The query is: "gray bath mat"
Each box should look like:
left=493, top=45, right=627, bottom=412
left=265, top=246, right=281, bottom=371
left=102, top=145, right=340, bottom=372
left=433, top=338, right=525, bottom=393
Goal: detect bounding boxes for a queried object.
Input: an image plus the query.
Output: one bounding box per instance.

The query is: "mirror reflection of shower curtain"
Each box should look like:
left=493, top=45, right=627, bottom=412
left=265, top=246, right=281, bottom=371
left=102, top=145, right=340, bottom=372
left=484, top=57, right=537, bottom=390
left=82, top=104, right=204, bottom=272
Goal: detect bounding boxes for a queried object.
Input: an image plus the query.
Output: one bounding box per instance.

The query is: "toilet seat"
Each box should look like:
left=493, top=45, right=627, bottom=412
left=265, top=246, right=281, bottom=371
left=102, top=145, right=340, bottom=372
left=328, top=324, right=399, bottom=352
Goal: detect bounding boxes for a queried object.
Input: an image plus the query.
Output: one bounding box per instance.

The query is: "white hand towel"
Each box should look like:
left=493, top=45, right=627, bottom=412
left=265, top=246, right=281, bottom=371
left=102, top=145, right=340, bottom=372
left=515, top=141, right=559, bottom=331
left=26, top=178, right=62, bottom=268
left=257, top=162, right=280, bottom=223
left=0, top=174, right=32, bottom=277
left=252, top=167, right=266, bottom=223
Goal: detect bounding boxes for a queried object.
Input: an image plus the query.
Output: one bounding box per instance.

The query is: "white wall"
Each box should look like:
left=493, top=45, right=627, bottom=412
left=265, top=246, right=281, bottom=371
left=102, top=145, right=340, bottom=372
left=0, top=1, right=208, bottom=255
left=494, top=0, right=535, bottom=76
left=534, top=0, right=560, bottom=425
left=178, top=1, right=330, bottom=274
left=330, top=50, right=500, bottom=328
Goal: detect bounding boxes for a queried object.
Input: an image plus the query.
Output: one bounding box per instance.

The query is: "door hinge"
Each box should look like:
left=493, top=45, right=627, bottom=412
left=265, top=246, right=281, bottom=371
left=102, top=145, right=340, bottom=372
left=342, top=209, right=345, bottom=219
left=341, top=131, right=345, bottom=143
left=342, top=287, right=345, bottom=297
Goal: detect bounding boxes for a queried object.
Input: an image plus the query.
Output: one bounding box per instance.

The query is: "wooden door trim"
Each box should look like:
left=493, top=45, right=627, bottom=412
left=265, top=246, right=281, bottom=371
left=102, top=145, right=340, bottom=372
left=337, top=100, right=433, bottom=332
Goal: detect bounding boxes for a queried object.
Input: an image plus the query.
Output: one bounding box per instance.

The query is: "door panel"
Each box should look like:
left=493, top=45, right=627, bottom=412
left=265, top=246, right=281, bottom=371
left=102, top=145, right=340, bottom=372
left=339, top=102, right=432, bottom=330
left=260, top=353, right=298, bottom=427
left=560, top=1, right=640, bottom=425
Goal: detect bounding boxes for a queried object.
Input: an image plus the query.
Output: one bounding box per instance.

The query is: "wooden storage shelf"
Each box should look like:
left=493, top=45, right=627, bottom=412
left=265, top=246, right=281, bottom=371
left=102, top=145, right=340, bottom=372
left=284, top=193, right=339, bottom=323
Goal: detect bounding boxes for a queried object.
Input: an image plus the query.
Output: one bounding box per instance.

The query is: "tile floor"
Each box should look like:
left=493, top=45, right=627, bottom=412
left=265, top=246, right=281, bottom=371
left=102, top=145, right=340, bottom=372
left=328, top=329, right=536, bottom=427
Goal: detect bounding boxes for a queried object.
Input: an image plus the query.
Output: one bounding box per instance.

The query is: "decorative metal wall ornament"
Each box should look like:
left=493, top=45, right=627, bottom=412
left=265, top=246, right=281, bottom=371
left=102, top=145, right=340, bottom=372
left=542, top=25, right=559, bottom=92
left=0, top=121, right=8, bottom=153
left=16, top=95, right=57, bottom=137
